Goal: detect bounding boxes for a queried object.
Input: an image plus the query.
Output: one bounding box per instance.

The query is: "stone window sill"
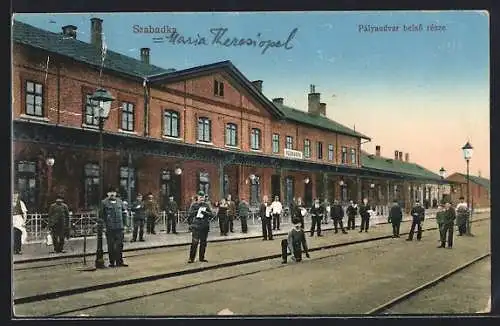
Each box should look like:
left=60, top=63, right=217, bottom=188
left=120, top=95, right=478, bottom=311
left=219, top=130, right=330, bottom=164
left=19, top=114, right=50, bottom=123
left=118, top=129, right=138, bottom=135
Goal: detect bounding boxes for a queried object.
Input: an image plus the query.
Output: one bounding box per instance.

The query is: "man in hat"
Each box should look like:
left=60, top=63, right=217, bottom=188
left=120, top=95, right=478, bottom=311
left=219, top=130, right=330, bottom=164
left=226, top=194, right=236, bottom=233
left=144, top=193, right=159, bottom=235
left=438, top=201, right=456, bottom=248
left=358, top=198, right=371, bottom=233
left=346, top=200, right=358, bottom=230
left=259, top=195, right=273, bottom=240
left=270, top=195, right=283, bottom=231
left=165, top=195, right=179, bottom=234
left=281, top=218, right=310, bottom=264
left=388, top=199, right=403, bottom=238
left=101, top=187, right=128, bottom=267
left=48, top=194, right=70, bottom=253
left=330, top=199, right=348, bottom=234
left=131, top=193, right=146, bottom=242
left=406, top=200, right=426, bottom=241
left=309, top=198, right=324, bottom=237
left=187, top=191, right=214, bottom=263
left=455, top=196, right=469, bottom=236
left=237, top=197, right=250, bottom=233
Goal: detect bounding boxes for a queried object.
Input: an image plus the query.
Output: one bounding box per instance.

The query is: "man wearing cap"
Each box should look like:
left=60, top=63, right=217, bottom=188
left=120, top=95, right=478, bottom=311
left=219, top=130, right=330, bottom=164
left=187, top=191, right=214, bottom=263
left=226, top=194, right=236, bottom=233
left=388, top=199, right=403, bottom=238
left=309, top=198, right=324, bottom=237
left=330, top=199, right=348, bottom=234
left=259, top=196, right=273, bottom=240
left=281, top=218, right=310, bottom=264
left=101, top=187, right=128, bottom=267
left=48, top=194, right=70, bottom=253
left=455, top=196, right=469, bottom=236
left=438, top=201, right=455, bottom=248
left=144, top=193, right=159, bottom=235
left=237, top=197, right=250, bottom=233
left=165, top=195, right=178, bottom=234
left=406, top=200, right=425, bottom=241
left=131, top=193, right=146, bottom=242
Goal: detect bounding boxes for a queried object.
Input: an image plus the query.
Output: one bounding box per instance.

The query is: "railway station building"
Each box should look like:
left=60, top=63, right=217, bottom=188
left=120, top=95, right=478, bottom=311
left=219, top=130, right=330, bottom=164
left=12, top=19, right=446, bottom=214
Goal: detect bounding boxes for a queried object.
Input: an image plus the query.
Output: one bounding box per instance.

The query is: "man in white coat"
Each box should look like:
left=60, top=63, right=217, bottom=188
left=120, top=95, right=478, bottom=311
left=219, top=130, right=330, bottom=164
left=270, top=196, right=283, bottom=231
left=12, top=192, right=28, bottom=254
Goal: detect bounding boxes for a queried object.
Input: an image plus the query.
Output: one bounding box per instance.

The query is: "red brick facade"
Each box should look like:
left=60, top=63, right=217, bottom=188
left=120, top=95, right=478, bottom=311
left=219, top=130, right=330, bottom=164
left=446, top=173, right=490, bottom=208
left=13, top=42, right=363, bottom=212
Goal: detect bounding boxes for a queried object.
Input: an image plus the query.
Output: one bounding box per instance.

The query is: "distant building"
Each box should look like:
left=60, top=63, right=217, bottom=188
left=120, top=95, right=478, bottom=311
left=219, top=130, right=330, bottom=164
left=445, top=173, right=490, bottom=208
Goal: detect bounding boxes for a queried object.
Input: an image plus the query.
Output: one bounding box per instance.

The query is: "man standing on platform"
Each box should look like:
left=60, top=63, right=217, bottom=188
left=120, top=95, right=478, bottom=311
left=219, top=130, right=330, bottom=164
left=227, top=195, right=236, bottom=233
left=309, top=198, right=324, bottom=237
left=47, top=194, right=70, bottom=253
left=294, top=197, right=307, bottom=229
left=101, top=187, right=128, bottom=267
left=12, top=191, right=27, bottom=255
left=144, top=193, right=159, bottom=235
left=359, top=198, right=371, bottom=233
left=406, top=200, right=425, bottom=241
left=388, top=199, right=403, bottom=238
left=271, top=196, right=283, bottom=231
left=346, top=200, right=357, bottom=230
left=455, top=196, right=469, bottom=236
left=165, top=195, right=178, bottom=234
left=238, top=197, right=250, bottom=233
left=187, top=191, right=213, bottom=263
left=330, top=199, right=348, bottom=234
left=281, top=218, right=310, bottom=264
left=131, top=193, right=146, bottom=242
left=260, top=196, right=273, bottom=240
left=439, top=201, right=456, bottom=248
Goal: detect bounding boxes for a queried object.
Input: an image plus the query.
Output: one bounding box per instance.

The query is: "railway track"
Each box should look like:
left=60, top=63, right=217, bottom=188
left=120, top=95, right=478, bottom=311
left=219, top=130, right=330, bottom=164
left=366, top=252, right=491, bottom=315
left=13, top=217, right=489, bottom=307
left=14, top=216, right=441, bottom=269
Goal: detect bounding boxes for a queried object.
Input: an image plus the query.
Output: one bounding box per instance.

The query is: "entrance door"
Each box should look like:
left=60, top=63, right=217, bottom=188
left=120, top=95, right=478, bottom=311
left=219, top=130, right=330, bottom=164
left=304, top=181, right=313, bottom=207
left=271, top=175, right=281, bottom=200
left=160, top=170, right=181, bottom=207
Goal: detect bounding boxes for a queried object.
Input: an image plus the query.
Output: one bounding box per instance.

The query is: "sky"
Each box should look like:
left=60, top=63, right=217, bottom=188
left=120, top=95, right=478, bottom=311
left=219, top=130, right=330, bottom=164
left=13, top=11, right=490, bottom=179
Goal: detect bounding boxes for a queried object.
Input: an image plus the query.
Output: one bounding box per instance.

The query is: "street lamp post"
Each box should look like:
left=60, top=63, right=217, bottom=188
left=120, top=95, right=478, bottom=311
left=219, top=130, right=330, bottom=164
left=91, top=88, right=115, bottom=269
left=439, top=167, right=446, bottom=205
left=461, top=141, right=474, bottom=236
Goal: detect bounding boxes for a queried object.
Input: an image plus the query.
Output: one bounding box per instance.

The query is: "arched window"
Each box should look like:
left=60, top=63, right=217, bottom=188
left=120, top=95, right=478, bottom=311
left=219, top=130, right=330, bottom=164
left=164, top=110, right=180, bottom=138
left=198, top=117, right=211, bottom=142
left=226, top=123, right=238, bottom=146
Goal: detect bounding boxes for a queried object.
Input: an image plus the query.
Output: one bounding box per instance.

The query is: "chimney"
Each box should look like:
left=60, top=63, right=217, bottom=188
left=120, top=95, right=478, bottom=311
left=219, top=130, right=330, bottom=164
left=62, top=25, right=77, bottom=39
left=272, top=98, right=284, bottom=105
left=398, top=151, right=403, bottom=161
left=375, top=145, right=381, bottom=157
left=140, top=48, right=150, bottom=64
left=252, top=80, right=263, bottom=92
left=394, top=150, right=398, bottom=160
left=478, top=170, right=482, bottom=177
left=90, top=18, right=103, bottom=50
left=405, top=153, right=409, bottom=162
left=319, top=103, right=326, bottom=116
left=308, top=84, right=321, bottom=115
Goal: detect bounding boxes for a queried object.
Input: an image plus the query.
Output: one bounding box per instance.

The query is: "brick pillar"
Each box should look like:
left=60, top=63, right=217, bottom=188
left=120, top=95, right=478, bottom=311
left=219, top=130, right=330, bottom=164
left=356, top=176, right=362, bottom=203
left=403, top=180, right=409, bottom=213
left=218, top=160, right=224, bottom=201
left=323, top=172, right=328, bottom=202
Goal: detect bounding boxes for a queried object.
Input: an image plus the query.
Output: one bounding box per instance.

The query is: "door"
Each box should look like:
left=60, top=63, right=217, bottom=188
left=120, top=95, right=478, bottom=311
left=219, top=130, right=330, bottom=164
left=304, top=181, right=313, bottom=207
left=271, top=175, right=281, bottom=200
left=160, top=170, right=181, bottom=207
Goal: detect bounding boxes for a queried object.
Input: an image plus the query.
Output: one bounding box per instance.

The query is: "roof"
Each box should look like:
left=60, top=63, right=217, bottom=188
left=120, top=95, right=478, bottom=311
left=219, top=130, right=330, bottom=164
left=12, top=20, right=170, bottom=78
left=453, top=173, right=490, bottom=190
left=360, top=152, right=442, bottom=181
left=13, top=20, right=370, bottom=140
left=275, top=103, right=371, bottom=140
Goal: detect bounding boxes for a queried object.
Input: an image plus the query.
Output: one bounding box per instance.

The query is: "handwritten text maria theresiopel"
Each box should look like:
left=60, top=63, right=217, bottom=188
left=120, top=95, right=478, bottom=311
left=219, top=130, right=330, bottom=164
left=134, top=26, right=299, bottom=54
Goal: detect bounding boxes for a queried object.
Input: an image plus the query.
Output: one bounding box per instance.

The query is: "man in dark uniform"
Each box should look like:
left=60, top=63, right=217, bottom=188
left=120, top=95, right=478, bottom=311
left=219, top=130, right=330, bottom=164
left=455, top=196, right=469, bottom=236
left=227, top=194, right=236, bottom=233
left=406, top=200, right=425, bottom=241
left=131, top=193, right=146, bottom=242
left=187, top=191, right=213, bottom=263
left=358, top=198, right=371, bottom=233
left=330, top=200, right=348, bottom=234
left=388, top=199, right=403, bottom=238
left=101, top=187, right=128, bottom=267
left=259, top=196, right=273, bottom=240
left=294, top=197, right=306, bottom=229
left=165, top=195, right=178, bottom=234
left=237, top=197, right=250, bottom=233
left=439, top=201, right=456, bottom=248
left=47, top=194, right=70, bottom=253
left=144, top=193, right=159, bottom=235
left=309, top=198, right=324, bottom=237
left=346, top=200, right=357, bottom=230
left=281, top=218, right=310, bottom=264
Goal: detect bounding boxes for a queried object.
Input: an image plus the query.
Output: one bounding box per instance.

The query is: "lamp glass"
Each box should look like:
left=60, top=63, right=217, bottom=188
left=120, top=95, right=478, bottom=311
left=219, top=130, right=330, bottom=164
left=339, top=180, right=344, bottom=186
left=46, top=157, right=55, bottom=166
left=249, top=174, right=256, bottom=180
left=370, top=183, right=375, bottom=188
left=304, top=177, right=310, bottom=184
left=439, top=167, right=446, bottom=178
left=174, top=168, right=182, bottom=175
left=462, top=142, right=473, bottom=160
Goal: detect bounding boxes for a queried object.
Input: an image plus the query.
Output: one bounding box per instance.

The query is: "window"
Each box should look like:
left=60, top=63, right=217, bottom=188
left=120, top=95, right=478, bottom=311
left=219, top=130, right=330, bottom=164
left=341, top=147, right=348, bottom=164
left=199, top=172, right=210, bottom=197
left=121, top=102, right=135, bottom=131
left=286, top=136, right=294, bottom=150
left=83, top=163, right=100, bottom=209
left=226, top=123, right=238, bottom=146
left=304, top=139, right=311, bottom=158
left=16, top=161, right=37, bottom=211
left=198, top=117, right=211, bottom=142
left=250, top=128, right=261, bottom=150
left=119, top=166, right=136, bottom=202
left=250, top=175, right=260, bottom=205
left=25, top=81, right=43, bottom=117
left=272, top=133, right=280, bottom=153
left=317, top=142, right=323, bottom=159
left=328, top=144, right=334, bottom=161
left=350, top=148, right=357, bottom=165
left=214, top=79, right=224, bottom=97
left=164, top=110, right=180, bottom=138
left=84, top=94, right=100, bottom=126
